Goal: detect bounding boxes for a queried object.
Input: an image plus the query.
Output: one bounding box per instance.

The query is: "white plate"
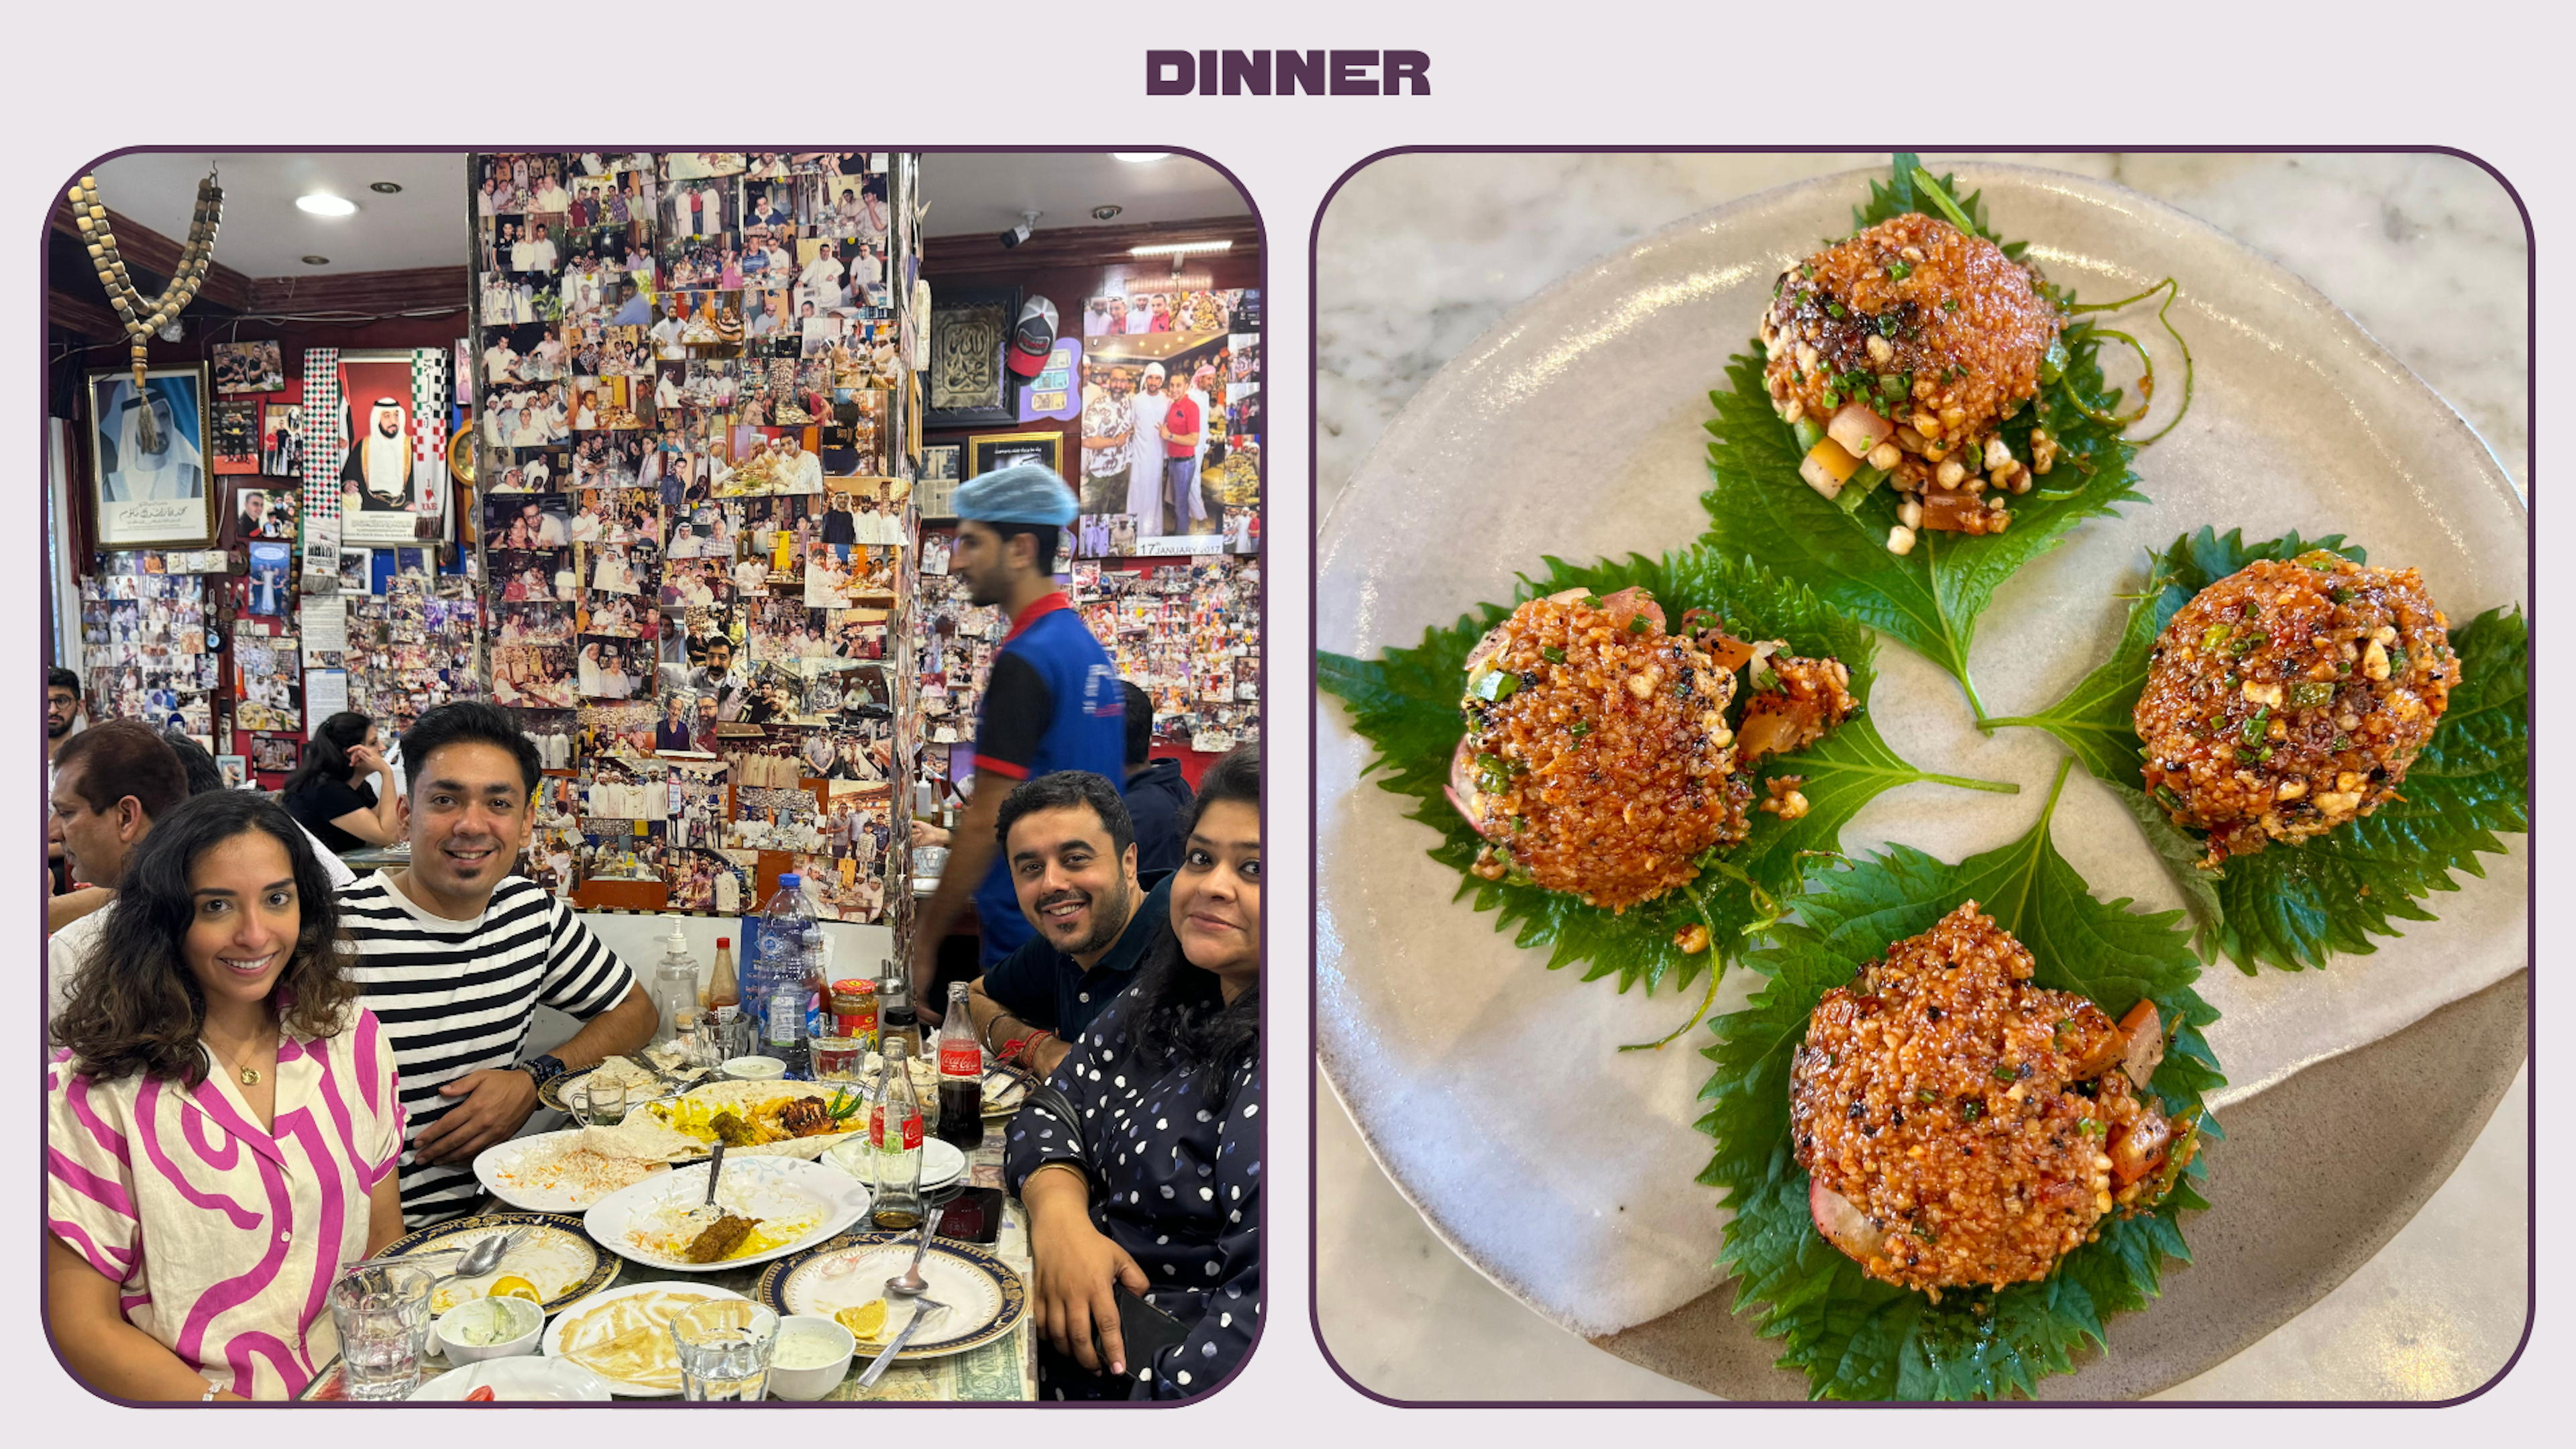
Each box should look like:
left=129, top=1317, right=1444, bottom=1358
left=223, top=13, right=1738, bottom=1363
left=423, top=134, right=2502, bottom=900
left=411, top=1356, right=613, bottom=1401
left=584, top=1155, right=870, bottom=1273
left=474, top=1128, right=674, bottom=1213
left=819, top=1134, right=967, bottom=1191
left=980, top=1070, right=1028, bottom=1115
left=376, top=1213, right=613, bottom=1317
left=1316, top=161, right=2528, bottom=1348
left=754, top=1237, right=1026, bottom=1360
left=540, top=1279, right=749, bottom=1398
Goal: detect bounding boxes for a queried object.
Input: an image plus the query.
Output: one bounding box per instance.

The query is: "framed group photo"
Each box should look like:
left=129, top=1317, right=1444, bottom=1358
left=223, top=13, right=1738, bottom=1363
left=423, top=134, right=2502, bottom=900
left=85, top=364, right=216, bottom=548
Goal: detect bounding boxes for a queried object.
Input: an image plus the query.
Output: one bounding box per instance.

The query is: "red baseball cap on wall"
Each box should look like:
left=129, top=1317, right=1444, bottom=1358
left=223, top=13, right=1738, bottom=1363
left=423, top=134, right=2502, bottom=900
left=1007, top=296, right=1059, bottom=376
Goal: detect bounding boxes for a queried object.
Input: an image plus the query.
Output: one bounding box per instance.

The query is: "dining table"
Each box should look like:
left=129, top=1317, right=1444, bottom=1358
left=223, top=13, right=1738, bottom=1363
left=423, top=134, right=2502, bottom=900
left=297, top=1081, right=1038, bottom=1402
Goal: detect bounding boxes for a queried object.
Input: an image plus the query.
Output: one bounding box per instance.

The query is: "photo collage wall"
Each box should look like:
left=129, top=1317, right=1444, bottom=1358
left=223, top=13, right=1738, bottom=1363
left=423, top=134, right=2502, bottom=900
left=468, top=150, right=920, bottom=926
left=912, top=552, right=1261, bottom=805
left=78, top=552, right=221, bottom=739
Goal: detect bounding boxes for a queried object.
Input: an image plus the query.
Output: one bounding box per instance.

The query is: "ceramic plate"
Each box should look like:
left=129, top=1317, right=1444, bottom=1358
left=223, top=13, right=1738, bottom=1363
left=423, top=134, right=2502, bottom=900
left=537, top=1055, right=702, bottom=1114
left=540, top=1280, right=750, bottom=1397
left=1315, top=162, right=2528, bottom=1396
left=474, top=1128, right=674, bottom=1212
left=411, top=1356, right=614, bottom=1401
left=374, top=1212, right=614, bottom=1318
left=820, top=1134, right=968, bottom=1191
left=981, top=1069, right=1029, bottom=1116
left=751, top=1232, right=1026, bottom=1360
left=584, top=1155, right=871, bottom=1273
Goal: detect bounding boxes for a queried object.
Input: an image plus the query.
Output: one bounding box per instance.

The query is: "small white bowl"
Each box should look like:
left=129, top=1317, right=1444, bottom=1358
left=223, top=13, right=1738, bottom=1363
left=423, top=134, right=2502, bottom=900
left=766, top=1314, right=857, bottom=1400
left=723, top=1055, right=788, bottom=1081
left=432, top=1294, right=544, bottom=1363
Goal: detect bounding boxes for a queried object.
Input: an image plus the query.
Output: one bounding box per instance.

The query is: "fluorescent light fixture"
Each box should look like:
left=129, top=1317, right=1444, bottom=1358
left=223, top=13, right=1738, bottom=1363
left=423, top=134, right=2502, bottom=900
left=1110, top=152, right=1169, bottom=164
left=295, top=193, right=357, bottom=217
left=1128, top=240, right=1232, bottom=258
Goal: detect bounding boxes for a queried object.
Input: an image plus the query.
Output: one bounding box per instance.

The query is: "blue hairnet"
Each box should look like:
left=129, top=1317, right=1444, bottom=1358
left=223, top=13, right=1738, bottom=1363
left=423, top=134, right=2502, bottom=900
left=953, top=462, right=1077, bottom=526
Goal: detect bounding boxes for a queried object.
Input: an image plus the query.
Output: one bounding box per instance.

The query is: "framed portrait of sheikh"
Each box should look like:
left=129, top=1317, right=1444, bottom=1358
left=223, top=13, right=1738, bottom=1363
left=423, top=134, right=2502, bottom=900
left=85, top=365, right=215, bottom=548
left=337, top=349, right=444, bottom=545
left=926, top=285, right=1019, bottom=429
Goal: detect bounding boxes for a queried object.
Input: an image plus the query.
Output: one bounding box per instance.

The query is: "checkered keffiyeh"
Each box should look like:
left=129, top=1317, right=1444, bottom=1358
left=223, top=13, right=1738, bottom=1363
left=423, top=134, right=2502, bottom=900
left=411, top=347, right=448, bottom=465
left=299, top=347, right=342, bottom=521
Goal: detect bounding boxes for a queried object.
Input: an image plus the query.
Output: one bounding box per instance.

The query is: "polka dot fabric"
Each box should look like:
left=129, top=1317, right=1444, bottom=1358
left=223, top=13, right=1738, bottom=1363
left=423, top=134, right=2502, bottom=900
left=1004, top=994, right=1262, bottom=1399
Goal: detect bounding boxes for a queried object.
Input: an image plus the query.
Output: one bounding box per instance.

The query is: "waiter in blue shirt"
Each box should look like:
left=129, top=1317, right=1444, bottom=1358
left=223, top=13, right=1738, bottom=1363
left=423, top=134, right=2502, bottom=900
left=911, top=464, right=1124, bottom=1024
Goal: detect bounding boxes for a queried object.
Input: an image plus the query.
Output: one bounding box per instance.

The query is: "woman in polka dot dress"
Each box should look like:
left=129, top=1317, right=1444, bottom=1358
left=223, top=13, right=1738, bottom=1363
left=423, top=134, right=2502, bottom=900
left=1006, top=746, right=1262, bottom=1399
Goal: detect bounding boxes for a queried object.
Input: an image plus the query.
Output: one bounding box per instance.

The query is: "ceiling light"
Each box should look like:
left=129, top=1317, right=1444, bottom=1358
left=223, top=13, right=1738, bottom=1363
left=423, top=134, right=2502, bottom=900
left=368, top=180, right=403, bottom=195
left=295, top=193, right=357, bottom=217
left=301, top=255, right=331, bottom=266
left=1091, top=204, right=1124, bottom=222
left=1128, top=240, right=1232, bottom=258
left=1110, top=152, right=1169, bottom=164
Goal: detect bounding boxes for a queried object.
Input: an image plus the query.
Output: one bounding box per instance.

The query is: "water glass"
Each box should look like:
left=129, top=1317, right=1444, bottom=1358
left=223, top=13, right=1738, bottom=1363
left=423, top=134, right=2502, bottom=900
left=669, top=1299, right=778, bottom=1401
left=328, top=1263, right=433, bottom=1400
left=811, top=1035, right=863, bottom=1081
left=570, top=1077, right=627, bottom=1128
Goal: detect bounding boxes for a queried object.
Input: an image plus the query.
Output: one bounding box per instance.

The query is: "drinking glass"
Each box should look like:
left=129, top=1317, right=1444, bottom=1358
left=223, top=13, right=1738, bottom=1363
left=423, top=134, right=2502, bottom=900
left=811, top=1035, right=862, bottom=1081
left=570, top=1077, right=627, bottom=1128
left=669, top=1299, right=779, bottom=1401
left=328, top=1263, right=434, bottom=1400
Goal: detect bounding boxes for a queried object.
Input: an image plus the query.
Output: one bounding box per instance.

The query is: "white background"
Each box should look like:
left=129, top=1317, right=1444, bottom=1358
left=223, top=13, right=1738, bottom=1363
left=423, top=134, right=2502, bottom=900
left=5, top=1, right=2564, bottom=1442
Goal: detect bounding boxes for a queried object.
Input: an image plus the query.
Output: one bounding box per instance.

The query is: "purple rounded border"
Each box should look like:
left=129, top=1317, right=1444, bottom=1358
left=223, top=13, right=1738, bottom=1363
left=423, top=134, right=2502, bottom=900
left=33, top=140, right=1269, bottom=1411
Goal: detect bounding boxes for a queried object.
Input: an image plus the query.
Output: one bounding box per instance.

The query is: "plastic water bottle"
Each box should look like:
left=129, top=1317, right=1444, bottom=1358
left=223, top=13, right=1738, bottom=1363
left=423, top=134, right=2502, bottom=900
left=747, top=873, right=817, bottom=1067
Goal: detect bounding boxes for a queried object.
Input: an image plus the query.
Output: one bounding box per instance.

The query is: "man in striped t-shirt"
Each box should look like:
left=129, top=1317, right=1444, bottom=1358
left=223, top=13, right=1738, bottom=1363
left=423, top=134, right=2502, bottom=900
left=339, top=702, right=657, bottom=1224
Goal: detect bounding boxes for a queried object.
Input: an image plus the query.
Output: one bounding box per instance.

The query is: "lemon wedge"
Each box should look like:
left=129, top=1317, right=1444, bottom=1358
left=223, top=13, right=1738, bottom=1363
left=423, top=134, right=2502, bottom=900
left=489, top=1275, right=543, bottom=1303
left=835, top=1298, right=890, bottom=1342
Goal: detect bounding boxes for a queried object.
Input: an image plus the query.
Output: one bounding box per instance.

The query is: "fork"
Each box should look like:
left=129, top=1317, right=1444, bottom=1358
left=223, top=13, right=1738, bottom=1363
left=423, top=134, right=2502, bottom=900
left=854, top=1295, right=949, bottom=1389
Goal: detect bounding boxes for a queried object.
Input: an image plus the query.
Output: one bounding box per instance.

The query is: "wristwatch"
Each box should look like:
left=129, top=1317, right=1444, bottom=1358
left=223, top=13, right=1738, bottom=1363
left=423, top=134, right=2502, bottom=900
left=516, top=1054, right=566, bottom=1089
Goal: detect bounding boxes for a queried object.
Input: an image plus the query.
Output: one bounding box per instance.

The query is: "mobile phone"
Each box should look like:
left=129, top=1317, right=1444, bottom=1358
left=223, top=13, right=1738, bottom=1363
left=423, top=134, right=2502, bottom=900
left=933, top=1185, right=1004, bottom=1245
left=1110, top=1283, right=1191, bottom=1377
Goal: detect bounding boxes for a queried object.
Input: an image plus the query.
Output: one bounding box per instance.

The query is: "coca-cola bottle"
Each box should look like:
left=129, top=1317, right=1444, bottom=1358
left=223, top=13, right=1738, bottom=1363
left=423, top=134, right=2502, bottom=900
left=869, top=1038, right=926, bottom=1231
left=935, top=982, right=984, bottom=1149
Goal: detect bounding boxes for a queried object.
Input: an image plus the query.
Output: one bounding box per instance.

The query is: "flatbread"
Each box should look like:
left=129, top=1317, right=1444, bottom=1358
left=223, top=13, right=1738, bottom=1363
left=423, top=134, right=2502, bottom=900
left=555, top=1289, right=718, bottom=1392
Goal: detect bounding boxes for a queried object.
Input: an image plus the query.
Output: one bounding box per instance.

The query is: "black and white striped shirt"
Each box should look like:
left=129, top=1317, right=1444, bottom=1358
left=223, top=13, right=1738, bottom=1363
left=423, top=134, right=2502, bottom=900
left=339, top=871, right=637, bottom=1225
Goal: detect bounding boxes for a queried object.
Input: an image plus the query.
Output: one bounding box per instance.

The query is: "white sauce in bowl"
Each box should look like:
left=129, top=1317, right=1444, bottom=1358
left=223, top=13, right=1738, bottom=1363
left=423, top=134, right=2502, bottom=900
left=772, top=1329, right=850, bottom=1371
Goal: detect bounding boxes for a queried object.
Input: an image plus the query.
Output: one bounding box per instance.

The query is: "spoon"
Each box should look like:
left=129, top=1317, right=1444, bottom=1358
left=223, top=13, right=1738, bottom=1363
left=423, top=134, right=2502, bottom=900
left=684, top=1140, right=729, bottom=1230
left=420, top=1226, right=534, bottom=1295
left=886, top=1204, right=943, bottom=1297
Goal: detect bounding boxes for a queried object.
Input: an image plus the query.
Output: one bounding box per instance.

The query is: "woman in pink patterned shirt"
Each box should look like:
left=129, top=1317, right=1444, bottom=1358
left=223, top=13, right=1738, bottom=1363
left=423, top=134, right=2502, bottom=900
left=47, top=792, right=405, bottom=1401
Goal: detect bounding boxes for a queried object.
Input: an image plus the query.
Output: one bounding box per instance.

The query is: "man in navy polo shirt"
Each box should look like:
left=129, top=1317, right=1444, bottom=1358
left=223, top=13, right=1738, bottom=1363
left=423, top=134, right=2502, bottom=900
left=912, top=464, right=1124, bottom=1025
left=964, top=770, right=1169, bottom=1075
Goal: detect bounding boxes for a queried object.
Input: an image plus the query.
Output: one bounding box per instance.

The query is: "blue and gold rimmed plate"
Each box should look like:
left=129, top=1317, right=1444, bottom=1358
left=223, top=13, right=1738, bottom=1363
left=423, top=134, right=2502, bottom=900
left=753, top=1231, right=1026, bottom=1360
left=375, top=1211, right=616, bottom=1317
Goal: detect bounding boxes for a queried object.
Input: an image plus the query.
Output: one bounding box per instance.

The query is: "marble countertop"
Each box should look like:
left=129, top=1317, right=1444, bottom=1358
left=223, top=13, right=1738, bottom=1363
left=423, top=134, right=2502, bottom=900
left=1312, top=152, right=2529, bottom=1401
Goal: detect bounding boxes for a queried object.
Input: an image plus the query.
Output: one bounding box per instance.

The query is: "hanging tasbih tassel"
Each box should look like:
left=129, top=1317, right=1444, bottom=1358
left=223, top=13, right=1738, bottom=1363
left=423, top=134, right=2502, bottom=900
left=68, top=171, right=223, bottom=451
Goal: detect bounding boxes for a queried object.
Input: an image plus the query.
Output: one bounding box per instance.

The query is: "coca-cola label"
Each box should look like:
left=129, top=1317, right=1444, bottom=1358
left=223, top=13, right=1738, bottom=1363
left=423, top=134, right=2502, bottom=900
left=939, top=1042, right=981, bottom=1077
left=871, top=1102, right=922, bottom=1150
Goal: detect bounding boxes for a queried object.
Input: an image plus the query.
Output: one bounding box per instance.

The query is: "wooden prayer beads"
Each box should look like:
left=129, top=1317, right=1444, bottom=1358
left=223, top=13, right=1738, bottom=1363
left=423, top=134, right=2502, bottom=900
left=69, top=171, right=223, bottom=449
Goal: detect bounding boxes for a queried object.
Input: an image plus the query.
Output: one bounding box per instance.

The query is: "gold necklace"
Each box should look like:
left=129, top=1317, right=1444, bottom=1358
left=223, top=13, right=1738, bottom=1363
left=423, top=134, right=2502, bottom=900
left=205, top=1031, right=272, bottom=1088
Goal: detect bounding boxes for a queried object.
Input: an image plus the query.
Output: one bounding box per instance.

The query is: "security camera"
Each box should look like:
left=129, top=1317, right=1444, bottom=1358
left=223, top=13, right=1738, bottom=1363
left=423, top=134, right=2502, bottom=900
left=998, top=209, right=1040, bottom=248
